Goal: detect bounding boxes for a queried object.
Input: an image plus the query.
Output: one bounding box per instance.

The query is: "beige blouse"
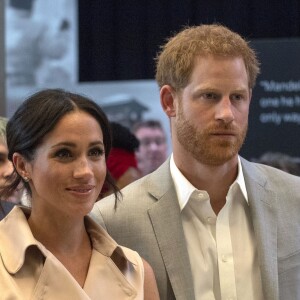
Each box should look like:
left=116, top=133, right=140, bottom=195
left=0, top=206, right=144, bottom=299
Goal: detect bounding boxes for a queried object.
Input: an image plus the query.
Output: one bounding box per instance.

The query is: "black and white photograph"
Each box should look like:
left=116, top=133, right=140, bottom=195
left=4, top=0, right=77, bottom=115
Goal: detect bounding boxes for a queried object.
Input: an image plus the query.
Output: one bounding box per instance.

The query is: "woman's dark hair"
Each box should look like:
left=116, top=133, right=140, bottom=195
left=0, top=88, right=121, bottom=205
left=110, top=122, right=139, bottom=151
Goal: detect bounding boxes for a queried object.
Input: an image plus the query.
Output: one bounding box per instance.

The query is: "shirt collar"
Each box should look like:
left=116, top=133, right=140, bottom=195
left=0, top=206, right=43, bottom=274
left=170, top=154, right=248, bottom=212
left=170, top=154, right=200, bottom=211
left=0, top=206, right=137, bottom=275
left=235, top=156, right=248, bottom=203
left=85, top=215, right=138, bottom=265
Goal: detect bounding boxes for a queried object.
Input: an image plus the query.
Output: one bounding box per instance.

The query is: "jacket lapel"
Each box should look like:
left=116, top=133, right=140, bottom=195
left=146, top=160, right=195, bottom=300
left=242, top=158, right=279, bottom=300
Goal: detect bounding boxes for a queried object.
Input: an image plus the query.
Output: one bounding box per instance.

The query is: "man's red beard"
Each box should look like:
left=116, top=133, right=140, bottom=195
left=176, top=110, right=247, bottom=166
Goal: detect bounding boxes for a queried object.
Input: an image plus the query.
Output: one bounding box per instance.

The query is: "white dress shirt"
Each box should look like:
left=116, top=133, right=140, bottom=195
left=170, top=155, right=264, bottom=300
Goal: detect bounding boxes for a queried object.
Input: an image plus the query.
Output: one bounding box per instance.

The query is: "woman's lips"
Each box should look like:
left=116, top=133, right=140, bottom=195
left=66, top=185, right=95, bottom=193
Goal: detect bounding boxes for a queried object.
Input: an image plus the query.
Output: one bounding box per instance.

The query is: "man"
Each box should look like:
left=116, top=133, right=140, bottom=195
left=92, top=25, right=300, bottom=300
left=132, top=120, right=168, bottom=176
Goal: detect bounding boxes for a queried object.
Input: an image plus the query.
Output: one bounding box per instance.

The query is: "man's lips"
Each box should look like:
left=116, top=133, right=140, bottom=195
left=210, top=131, right=237, bottom=136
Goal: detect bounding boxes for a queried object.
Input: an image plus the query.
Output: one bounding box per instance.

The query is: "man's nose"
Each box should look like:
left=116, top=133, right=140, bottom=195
left=148, top=141, right=160, bottom=150
left=215, top=97, right=234, bottom=124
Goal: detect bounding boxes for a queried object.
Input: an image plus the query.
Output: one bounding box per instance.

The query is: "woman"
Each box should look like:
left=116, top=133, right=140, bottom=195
left=0, top=116, right=24, bottom=205
left=0, top=89, right=159, bottom=299
left=0, top=117, right=24, bottom=220
left=0, top=117, right=14, bottom=218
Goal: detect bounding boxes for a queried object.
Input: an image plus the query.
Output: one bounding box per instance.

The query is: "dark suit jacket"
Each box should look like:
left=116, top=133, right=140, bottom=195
left=91, top=157, right=300, bottom=300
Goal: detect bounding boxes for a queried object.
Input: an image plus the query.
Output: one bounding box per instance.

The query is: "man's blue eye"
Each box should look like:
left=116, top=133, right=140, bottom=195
left=232, top=94, right=244, bottom=101
left=202, top=93, right=218, bottom=100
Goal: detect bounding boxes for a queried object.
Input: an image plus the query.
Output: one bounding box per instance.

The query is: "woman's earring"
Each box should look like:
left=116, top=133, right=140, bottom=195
left=23, top=176, right=30, bottom=182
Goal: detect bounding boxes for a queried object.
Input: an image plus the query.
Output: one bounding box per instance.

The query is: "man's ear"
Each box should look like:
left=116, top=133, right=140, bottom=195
left=13, top=153, right=31, bottom=179
left=160, top=85, right=177, bottom=118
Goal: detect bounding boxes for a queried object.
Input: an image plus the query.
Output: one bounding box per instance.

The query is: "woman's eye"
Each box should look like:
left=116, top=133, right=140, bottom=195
left=55, top=149, right=72, bottom=159
left=89, top=148, right=104, bottom=157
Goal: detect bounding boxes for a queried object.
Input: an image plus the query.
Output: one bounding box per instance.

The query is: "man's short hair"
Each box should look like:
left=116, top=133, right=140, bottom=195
left=132, top=120, right=165, bottom=134
left=155, top=24, right=260, bottom=91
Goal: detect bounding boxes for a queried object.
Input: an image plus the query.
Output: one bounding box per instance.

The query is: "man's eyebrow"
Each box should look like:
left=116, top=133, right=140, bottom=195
left=232, top=88, right=249, bottom=93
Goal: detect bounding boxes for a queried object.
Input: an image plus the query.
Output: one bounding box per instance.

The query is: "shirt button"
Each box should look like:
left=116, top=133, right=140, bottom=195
left=124, top=289, right=133, bottom=296
left=221, top=255, right=228, bottom=262
left=198, top=193, right=204, bottom=199
left=207, top=217, right=213, bottom=224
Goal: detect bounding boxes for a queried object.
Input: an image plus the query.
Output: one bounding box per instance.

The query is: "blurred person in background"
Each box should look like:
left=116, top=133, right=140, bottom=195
left=0, top=118, right=15, bottom=219
left=101, top=122, right=141, bottom=197
left=254, top=151, right=300, bottom=176
left=132, top=120, right=168, bottom=176
left=0, top=117, right=24, bottom=205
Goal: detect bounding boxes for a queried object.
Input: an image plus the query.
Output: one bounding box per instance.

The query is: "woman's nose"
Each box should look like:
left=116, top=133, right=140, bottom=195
left=73, top=157, right=93, bottom=179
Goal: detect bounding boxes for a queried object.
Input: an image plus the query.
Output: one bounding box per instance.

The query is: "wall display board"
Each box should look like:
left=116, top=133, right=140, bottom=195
left=240, top=39, right=300, bottom=161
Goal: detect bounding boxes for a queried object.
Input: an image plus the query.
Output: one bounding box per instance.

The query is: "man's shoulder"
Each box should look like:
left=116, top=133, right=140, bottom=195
left=241, top=156, right=300, bottom=190
left=93, top=160, right=173, bottom=217
left=94, top=172, right=159, bottom=215
left=91, top=173, right=160, bottom=231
